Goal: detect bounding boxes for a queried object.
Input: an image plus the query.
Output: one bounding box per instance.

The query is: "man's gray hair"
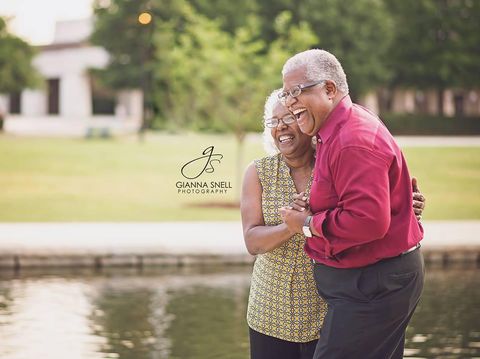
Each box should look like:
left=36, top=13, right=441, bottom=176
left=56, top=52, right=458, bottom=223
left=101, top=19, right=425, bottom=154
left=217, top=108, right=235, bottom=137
left=262, top=89, right=282, bottom=155
left=282, top=49, right=349, bottom=94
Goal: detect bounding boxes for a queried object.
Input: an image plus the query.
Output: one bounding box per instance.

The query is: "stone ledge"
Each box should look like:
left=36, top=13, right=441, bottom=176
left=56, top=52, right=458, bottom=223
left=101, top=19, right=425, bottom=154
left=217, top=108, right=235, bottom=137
left=0, top=253, right=255, bottom=270
left=0, top=248, right=478, bottom=271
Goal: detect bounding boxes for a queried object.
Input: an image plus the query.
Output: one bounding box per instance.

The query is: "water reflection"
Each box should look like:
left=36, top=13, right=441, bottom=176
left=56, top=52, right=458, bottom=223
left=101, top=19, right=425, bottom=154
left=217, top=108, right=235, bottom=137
left=0, top=267, right=478, bottom=359
left=92, top=285, right=161, bottom=359
left=0, top=278, right=106, bottom=359
left=404, top=269, right=480, bottom=358
left=165, top=286, right=249, bottom=359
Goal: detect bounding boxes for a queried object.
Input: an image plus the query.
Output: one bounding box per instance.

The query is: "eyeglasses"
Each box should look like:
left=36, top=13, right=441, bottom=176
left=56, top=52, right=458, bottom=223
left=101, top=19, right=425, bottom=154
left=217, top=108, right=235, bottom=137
left=278, top=80, right=326, bottom=102
left=264, top=113, right=296, bottom=128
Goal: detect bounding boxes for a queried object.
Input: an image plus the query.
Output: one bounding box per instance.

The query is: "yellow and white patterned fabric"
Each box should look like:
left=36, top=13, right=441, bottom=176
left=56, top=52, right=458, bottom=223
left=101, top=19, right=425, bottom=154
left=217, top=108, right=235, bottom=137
left=247, top=153, right=327, bottom=343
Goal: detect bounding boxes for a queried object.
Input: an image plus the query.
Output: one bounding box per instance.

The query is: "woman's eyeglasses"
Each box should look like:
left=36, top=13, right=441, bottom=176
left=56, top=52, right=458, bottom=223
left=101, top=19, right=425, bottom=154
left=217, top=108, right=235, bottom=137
left=264, top=114, right=297, bottom=128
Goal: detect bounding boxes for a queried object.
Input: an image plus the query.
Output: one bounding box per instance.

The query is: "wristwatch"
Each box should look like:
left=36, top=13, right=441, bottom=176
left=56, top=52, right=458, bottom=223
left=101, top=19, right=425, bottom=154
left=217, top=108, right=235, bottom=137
left=302, top=215, right=313, bottom=237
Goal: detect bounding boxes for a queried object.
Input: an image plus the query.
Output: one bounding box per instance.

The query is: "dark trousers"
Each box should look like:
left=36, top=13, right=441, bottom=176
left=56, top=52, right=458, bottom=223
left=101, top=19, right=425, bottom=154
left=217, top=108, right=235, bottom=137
left=249, top=327, right=318, bottom=359
left=312, top=249, right=424, bottom=359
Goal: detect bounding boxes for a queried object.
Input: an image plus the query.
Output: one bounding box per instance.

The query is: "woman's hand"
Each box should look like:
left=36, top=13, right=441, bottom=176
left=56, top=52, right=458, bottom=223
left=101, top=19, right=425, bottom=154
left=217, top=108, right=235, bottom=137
left=412, top=177, right=426, bottom=221
left=288, top=191, right=309, bottom=212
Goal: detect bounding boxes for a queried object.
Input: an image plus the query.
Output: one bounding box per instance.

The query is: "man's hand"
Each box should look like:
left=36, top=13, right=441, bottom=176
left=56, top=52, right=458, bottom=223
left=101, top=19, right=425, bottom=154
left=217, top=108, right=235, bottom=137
left=412, top=177, right=426, bottom=221
left=279, top=206, right=311, bottom=234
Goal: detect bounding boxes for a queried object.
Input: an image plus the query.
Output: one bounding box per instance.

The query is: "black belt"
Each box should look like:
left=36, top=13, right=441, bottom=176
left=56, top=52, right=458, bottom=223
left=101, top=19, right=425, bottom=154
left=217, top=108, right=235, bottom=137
left=311, top=243, right=421, bottom=265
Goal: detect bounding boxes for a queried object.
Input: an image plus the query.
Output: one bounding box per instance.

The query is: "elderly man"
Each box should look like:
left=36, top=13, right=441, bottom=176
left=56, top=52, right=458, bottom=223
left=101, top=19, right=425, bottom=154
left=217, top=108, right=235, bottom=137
left=279, top=49, right=424, bottom=359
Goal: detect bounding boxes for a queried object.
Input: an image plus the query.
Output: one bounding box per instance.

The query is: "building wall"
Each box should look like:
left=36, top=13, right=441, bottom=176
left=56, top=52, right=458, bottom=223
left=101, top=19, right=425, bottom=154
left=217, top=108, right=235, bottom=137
left=357, top=92, right=379, bottom=114
left=21, top=89, right=46, bottom=116
left=0, top=95, right=8, bottom=115
left=0, top=18, right=144, bottom=136
left=388, top=88, right=480, bottom=117
left=31, top=46, right=109, bottom=118
left=53, top=19, right=94, bottom=44
left=463, top=90, right=480, bottom=117
left=392, top=90, right=415, bottom=114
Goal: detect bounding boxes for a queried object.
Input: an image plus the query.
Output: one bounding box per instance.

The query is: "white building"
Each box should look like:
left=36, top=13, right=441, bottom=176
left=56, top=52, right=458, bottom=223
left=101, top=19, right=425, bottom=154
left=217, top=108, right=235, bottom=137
left=0, top=19, right=142, bottom=136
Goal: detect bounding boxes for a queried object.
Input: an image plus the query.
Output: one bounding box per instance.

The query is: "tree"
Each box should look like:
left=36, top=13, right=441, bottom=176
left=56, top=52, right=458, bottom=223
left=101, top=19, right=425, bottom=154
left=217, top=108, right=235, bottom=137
left=0, top=17, right=40, bottom=130
left=302, top=0, right=394, bottom=98
left=254, top=0, right=394, bottom=99
left=91, top=0, right=192, bottom=135
left=385, top=0, right=480, bottom=115
left=92, top=0, right=153, bottom=136
left=188, top=0, right=258, bottom=34
left=155, top=10, right=318, bottom=198
left=154, top=12, right=268, bottom=198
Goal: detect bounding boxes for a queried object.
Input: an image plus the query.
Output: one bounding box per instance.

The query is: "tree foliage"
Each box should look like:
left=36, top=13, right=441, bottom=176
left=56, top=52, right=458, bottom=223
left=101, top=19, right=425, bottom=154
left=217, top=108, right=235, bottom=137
left=92, top=0, right=153, bottom=89
left=188, top=0, right=258, bottom=34
left=91, top=0, right=480, bottom=125
left=385, top=0, right=480, bottom=90
left=383, top=0, right=480, bottom=114
left=0, top=17, right=39, bottom=94
left=254, top=0, right=393, bottom=98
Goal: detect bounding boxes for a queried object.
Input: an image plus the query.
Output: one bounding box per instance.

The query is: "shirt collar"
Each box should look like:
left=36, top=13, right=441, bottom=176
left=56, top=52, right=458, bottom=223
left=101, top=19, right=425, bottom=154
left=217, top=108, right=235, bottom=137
left=317, top=95, right=352, bottom=143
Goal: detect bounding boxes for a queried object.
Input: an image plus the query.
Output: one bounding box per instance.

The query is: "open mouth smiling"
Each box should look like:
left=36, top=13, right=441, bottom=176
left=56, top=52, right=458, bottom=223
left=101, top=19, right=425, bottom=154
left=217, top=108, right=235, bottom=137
left=292, top=107, right=307, bottom=121
left=278, top=134, right=294, bottom=143
left=292, top=108, right=307, bottom=119
left=291, top=108, right=308, bottom=126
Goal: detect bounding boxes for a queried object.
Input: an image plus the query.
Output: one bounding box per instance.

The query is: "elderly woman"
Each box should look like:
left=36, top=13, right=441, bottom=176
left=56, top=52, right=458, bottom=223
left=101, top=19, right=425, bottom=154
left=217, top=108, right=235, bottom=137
left=240, top=89, right=425, bottom=359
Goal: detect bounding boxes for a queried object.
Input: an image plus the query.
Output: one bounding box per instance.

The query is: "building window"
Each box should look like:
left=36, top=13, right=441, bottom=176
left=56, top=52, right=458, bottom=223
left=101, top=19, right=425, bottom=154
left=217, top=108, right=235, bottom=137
left=47, top=78, right=60, bottom=115
left=91, top=76, right=116, bottom=115
left=9, top=92, right=21, bottom=114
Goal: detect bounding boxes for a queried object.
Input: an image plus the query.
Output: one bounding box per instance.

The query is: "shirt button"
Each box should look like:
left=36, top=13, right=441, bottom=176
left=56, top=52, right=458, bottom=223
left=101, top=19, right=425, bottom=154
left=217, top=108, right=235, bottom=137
left=318, top=138, right=322, bottom=143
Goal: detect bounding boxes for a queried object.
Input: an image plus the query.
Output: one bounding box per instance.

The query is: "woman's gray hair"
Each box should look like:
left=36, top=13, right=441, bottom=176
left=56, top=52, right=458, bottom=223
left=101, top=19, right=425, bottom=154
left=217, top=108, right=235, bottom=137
left=262, top=89, right=282, bottom=155
left=282, top=49, right=349, bottom=94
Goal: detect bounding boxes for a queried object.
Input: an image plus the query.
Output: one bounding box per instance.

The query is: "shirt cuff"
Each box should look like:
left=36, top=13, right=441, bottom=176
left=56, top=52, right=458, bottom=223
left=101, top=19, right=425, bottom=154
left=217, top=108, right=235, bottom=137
left=311, top=211, right=333, bottom=258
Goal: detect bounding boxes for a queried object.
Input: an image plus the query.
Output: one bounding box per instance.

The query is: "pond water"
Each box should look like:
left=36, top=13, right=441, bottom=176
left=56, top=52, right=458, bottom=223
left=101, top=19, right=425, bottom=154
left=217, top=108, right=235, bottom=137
left=0, top=266, right=479, bottom=359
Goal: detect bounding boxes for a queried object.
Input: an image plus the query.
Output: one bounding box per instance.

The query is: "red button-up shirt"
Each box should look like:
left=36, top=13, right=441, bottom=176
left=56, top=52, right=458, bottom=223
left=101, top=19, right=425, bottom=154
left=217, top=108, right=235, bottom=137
left=307, top=95, right=423, bottom=268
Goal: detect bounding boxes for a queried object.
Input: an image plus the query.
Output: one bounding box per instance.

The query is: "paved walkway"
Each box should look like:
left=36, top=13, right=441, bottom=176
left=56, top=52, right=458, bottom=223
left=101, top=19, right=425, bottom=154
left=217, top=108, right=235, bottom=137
left=0, top=221, right=479, bottom=256
left=246, top=134, right=480, bottom=147
left=394, top=136, right=480, bottom=147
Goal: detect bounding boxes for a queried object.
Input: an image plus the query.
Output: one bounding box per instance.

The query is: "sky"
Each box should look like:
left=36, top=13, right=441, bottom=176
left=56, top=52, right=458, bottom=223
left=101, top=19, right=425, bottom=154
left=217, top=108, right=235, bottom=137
left=0, top=0, right=94, bottom=45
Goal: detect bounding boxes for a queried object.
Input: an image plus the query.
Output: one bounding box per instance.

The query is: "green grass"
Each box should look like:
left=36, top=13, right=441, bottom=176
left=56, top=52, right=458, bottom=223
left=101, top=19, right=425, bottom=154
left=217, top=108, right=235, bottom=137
left=402, top=147, right=480, bottom=220
left=0, top=133, right=479, bottom=221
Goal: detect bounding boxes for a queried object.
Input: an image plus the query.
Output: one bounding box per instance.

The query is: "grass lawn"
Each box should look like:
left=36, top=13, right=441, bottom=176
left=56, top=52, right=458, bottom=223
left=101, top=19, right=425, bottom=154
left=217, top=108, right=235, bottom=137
left=402, top=146, right=480, bottom=220
left=0, top=133, right=479, bottom=221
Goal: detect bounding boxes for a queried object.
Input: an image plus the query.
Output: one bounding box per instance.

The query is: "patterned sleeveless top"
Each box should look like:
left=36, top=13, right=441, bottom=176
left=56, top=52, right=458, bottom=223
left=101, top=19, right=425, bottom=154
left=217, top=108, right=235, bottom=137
left=247, top=153, right=327, bottom=343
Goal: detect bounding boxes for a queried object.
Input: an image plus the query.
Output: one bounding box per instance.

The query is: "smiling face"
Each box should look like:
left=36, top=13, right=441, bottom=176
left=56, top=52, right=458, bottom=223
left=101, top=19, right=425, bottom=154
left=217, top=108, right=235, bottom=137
left=282, top=66, right=336, bottom=136
left=270, top=101, right=313, bottom=159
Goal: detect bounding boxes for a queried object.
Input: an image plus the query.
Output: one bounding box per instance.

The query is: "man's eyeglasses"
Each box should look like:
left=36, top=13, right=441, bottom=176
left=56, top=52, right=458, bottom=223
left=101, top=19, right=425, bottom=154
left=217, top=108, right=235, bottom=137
left=278, top=80, right=326, bottom=102
left=264, top=114, right=296, bottom=128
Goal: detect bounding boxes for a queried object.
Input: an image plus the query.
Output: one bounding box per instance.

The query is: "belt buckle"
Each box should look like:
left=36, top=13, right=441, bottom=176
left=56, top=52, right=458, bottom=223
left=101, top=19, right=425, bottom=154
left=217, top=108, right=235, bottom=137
left=401, top=243, right=420, bottom=256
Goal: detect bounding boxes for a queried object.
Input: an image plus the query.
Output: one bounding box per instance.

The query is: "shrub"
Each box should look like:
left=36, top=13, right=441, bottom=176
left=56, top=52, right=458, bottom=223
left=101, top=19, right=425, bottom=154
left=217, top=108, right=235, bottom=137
left=381, top=114, right=480, bottom=135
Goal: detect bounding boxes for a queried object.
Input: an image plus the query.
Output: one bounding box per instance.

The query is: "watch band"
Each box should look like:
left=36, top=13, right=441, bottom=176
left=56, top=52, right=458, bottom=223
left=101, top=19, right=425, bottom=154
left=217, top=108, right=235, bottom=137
left=302, top=215, right=313, bottom=237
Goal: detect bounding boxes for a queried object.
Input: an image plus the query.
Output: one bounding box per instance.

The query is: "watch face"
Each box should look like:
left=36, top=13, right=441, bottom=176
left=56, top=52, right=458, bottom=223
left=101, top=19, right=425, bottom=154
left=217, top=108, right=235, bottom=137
left=302, top=226, right=312, bottom=237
